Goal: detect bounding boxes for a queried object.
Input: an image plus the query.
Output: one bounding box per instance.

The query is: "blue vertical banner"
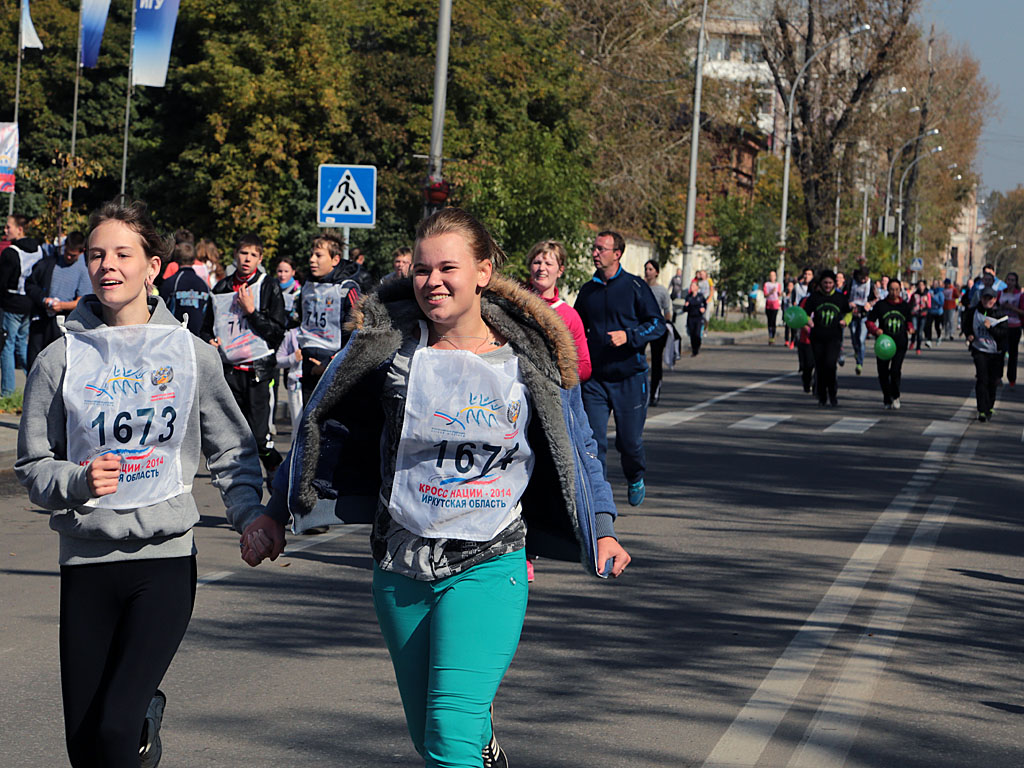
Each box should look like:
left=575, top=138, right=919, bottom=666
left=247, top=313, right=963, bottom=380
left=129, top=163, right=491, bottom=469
left=80, top=0, right=112, bottom=68
left=132, top=0, right=181, bottom=88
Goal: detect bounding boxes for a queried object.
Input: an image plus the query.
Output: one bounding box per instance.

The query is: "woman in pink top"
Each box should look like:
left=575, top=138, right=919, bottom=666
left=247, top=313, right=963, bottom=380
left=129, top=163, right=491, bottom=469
left=763, top=269, right=782, bottom=345
left=998, top=271, right=1023, bottom=386
left=526, top=240, right=592, bottom=383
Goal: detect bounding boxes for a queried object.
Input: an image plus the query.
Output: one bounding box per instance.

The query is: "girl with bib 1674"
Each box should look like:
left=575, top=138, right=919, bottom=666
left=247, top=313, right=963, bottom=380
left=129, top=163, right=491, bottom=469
left=243, top=207, right=631, bottom=768
left=15, top=199, right=269, bottom=768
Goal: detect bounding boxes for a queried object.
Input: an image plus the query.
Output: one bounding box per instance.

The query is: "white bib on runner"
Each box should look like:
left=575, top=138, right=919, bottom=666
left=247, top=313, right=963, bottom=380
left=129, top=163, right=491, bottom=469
left=297, top=282, right=346, bottom=354
left=212, top=275, right=272, bottom=364
left=8, top=245, right=43, bottom=296
left=389, top=322, right=534, bottom=541
left=63, top=324, right=197, bottom=509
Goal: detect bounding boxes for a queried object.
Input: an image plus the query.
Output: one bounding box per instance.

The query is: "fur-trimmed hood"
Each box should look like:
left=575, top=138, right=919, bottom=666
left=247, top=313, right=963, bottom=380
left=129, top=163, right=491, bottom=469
left=349, top=274, right=579, bottom=390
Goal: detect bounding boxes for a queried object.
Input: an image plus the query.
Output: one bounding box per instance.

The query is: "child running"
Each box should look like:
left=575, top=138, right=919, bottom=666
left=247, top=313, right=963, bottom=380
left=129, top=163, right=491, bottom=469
left=245, top=208, right=631, bottom=768
left=15, top=199, right=267, bottom=768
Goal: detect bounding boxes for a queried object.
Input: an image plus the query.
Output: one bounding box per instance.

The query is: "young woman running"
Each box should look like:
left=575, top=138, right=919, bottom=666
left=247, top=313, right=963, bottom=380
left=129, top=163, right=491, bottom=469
left=15, top=200, right=268, bottom=768
left=762, top=270, right=781, bottom=345
left=997, top=272, right=1023, bottom=387
left=247, top=208, right=631, bottom=768
left=866, top=278, right=914, bottom=409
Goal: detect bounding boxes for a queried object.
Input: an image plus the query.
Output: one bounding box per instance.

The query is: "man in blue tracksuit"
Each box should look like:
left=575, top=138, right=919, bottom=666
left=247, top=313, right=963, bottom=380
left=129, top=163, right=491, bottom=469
left=574, top=230, right=665, bottom=506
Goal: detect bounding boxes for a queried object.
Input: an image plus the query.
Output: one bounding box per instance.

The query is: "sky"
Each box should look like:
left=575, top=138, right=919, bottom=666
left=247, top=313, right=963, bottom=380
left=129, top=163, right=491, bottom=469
left=924, top=0, right=1024, bottom=195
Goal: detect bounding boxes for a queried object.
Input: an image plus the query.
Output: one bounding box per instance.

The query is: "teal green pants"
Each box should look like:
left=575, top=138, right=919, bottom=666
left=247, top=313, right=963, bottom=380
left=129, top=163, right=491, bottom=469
left=372, top=550, right=528, bottom=768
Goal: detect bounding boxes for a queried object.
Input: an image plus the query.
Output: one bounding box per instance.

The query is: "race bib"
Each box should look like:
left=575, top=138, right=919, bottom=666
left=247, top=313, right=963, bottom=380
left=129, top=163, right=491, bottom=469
left=63, top=324, right=197, bottom=509
left=297, top=282, right=346, bottom=354
left=212, top=275, right=272, bottom=364
left=388, top=323, right=534, bottom=541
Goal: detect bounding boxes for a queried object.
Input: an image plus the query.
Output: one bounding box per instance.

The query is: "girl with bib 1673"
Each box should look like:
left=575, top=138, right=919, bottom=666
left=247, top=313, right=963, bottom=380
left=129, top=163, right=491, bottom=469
left=15, top=200, right=269, bottom=768
left=243, top=208, right=631, bottom=768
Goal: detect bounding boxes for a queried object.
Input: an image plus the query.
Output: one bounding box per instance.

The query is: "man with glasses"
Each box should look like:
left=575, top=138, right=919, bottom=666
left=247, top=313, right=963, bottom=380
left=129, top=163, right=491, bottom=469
left=574, top=230, right=665, bottom=506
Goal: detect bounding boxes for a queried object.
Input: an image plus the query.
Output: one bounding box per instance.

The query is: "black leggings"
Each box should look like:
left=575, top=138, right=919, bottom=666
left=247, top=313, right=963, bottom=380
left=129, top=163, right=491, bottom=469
left=1007, top=326, right=1022, bottom=384
left=972, top=349, right=1003, bottom=414
left=60, top=556, right=197, bottom=768
left=811, top=337, right=841, bottom=403
left=877, top=347, right=907, bottom=404
left=766, top=308, right=779, bottom=339
left=649, top=333, right=667, bottom=397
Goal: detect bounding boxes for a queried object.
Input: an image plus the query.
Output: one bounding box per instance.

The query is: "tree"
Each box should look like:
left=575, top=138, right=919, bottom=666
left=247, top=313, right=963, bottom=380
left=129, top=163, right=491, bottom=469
left=983, top=187, right=1024, bottom=275
left=709, top=195, right=778, bottom=307
left=761, top=0, right=920, bottom=266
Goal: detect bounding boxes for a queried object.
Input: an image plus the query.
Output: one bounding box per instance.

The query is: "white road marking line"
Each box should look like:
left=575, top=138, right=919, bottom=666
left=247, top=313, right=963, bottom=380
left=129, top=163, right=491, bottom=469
left=700, top=491, right=919, bottom=768
left=688, top=371, right=800, bottom=412
left=197, top=570, right=233, bottom=586
left=923, top=437, right=952, bottom=463
left=787, top=497, right=956, bottom=768
left=197, top=527, right=362, bottom=588
left=728, top=414, right=792, bottom=431
left=924, top=420, right=968, bottom=438
left=646, top=411, right=703, bottom=428
left=823, top=417, right=878, bottom=435
left=647, top=372, right=799, bottom=429
left=956, top=439, right=978, bottom=461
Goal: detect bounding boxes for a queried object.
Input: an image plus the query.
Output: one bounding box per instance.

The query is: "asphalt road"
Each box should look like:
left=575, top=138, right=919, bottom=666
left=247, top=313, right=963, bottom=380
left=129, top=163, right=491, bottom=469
left=2, top=336, right=1021, bottom=767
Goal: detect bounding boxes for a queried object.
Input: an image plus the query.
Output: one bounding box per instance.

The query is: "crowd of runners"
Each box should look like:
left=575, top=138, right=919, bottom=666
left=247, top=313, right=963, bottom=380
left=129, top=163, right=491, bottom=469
left=2, top=196, right=1016, bottom=768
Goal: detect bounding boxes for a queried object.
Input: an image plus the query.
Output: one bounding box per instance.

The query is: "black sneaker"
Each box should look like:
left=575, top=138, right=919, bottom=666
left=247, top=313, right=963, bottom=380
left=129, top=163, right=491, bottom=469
left=978, top=411, right=987, bottom=422
left=482, top=731, right=509, bottom=768
left=139, top=690, right=166, bottom=768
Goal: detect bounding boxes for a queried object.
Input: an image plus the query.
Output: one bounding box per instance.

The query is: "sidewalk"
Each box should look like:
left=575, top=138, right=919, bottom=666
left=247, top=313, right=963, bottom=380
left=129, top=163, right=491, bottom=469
left=0, top=369, right=26, bottom=475
left=675, top=308, right=769, bottom=348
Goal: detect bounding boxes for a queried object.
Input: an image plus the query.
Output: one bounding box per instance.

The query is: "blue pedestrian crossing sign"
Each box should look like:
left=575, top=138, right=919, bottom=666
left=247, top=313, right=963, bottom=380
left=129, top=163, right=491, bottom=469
left=910, top=257, right=924, bottom=272
left=317, top=164, right=377, bottom=228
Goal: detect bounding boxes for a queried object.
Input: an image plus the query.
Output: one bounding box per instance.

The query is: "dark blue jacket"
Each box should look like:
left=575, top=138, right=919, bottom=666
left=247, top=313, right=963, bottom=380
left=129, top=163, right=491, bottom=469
left=266, top=276, right=620, bottom=578
left=574, top=267, right=665, bottom=381
left=159, top=266, right=211, bottom=336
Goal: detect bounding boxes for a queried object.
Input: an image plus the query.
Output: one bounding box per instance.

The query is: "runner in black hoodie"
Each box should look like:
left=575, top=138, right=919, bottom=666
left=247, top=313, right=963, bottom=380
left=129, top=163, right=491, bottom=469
left=866, top=278, right=914, bottom=410
left=963, top=287, right=1009, bottom=421
left=297, top=234, right=364, bottom=404
left=801, top=269, right=850, bottom=407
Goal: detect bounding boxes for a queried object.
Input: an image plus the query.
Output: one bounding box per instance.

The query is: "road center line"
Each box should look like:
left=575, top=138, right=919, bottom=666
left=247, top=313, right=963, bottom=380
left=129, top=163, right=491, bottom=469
left=787, top=497, right=956, bottom=768
left=700, top=491, right=919, bottom=768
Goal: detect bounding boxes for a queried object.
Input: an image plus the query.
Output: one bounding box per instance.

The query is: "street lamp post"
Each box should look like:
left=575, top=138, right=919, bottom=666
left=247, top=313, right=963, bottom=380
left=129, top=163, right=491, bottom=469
left=897, top=145, right=942, bottom=279
left=778, top=23, right=871, bottom=281
left=883, top=128, right=939, bottom=237
left=680, top=0, right=709, bottom=287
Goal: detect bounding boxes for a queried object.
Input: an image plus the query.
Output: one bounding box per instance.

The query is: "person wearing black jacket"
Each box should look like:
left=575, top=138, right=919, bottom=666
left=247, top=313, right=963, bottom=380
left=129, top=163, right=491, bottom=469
left=681, top=280, right=707, bottom=355
left=574, top=230, right=665, bottom=507
left=202, top=234, right=286, bottom=477
left=866, top=278, right=914, bottom=410
left=159, top=242, right=211, bottom=336
left=963, top=287, right=1009, bottom=422
left=297, top=233, right=364, bottom=404
left=801, top=269, right=851, bottom=407
left=25, top=231, right=90, bottom=370
left=0, top=214, right=44, bottom=395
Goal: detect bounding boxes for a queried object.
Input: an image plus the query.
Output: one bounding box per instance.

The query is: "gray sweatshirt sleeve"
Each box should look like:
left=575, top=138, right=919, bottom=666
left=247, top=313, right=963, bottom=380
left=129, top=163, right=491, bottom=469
left=195, top=343, right=267, bottom=533
left=15, top=343, right=93, bottom=509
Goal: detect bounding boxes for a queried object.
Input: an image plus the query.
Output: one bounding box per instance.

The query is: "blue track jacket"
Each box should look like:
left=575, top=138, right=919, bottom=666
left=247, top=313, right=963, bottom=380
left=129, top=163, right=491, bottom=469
left=574, top=266, right=665, bottom=382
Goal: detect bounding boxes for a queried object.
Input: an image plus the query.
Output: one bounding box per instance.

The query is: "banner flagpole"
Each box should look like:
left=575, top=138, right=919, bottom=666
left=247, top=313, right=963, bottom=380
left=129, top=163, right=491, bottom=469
left=120, top=0, right=136, bottom=197
left=68, top=1, right=85, bottom=205
left=9, top=3, right=25, bottom=215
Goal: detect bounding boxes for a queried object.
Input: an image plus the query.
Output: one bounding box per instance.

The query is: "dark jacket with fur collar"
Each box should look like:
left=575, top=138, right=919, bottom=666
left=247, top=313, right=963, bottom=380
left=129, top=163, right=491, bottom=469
left=266, top=275, right=619, bottom=576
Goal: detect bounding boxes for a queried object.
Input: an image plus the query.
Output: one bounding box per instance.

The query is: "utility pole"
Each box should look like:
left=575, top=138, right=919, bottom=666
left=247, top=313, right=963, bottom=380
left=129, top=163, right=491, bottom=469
left=423, top=0, right=453, bottom=220
left=69, top=5, right=84, bottom=205
left=9, top=2, right=25, bottom=216
left=681, top=0, right=709, bottom=287
left=120, top=1, right=138, bottom=197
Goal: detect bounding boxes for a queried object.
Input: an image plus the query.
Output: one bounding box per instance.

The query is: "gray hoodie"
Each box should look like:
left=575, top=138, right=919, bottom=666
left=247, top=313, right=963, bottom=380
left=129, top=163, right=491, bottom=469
left=16, top=295, right=266, bottom=565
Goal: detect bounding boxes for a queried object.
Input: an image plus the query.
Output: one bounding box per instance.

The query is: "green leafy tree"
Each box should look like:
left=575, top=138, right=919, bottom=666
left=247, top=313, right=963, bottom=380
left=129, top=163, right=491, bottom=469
left=709, top=195, right=778, bottom=307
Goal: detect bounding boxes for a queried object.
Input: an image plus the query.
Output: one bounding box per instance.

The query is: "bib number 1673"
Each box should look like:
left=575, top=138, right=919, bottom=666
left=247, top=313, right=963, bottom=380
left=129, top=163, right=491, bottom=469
left=90, top=406, right=177, bottom=447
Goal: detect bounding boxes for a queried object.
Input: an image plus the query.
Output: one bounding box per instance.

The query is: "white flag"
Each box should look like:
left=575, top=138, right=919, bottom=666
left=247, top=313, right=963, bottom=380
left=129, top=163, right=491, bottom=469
left=20, top=0, right=44, bottom=50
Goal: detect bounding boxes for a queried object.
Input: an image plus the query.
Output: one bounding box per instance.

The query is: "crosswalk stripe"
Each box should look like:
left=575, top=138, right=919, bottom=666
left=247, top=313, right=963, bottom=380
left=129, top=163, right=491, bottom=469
left=646, top=411, right=703, bottom=428
left=824, top=417, right=879, bottom=435
left=728, top=414, right=791, bottom=431
left=923, top=420, right=968, bottom=438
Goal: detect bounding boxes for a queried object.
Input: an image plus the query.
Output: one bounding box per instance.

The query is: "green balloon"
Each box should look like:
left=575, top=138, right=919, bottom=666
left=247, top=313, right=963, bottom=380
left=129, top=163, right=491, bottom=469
left=783, top=306, right=808, bottom=329
left=875, top=334, right=897, bottom=361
